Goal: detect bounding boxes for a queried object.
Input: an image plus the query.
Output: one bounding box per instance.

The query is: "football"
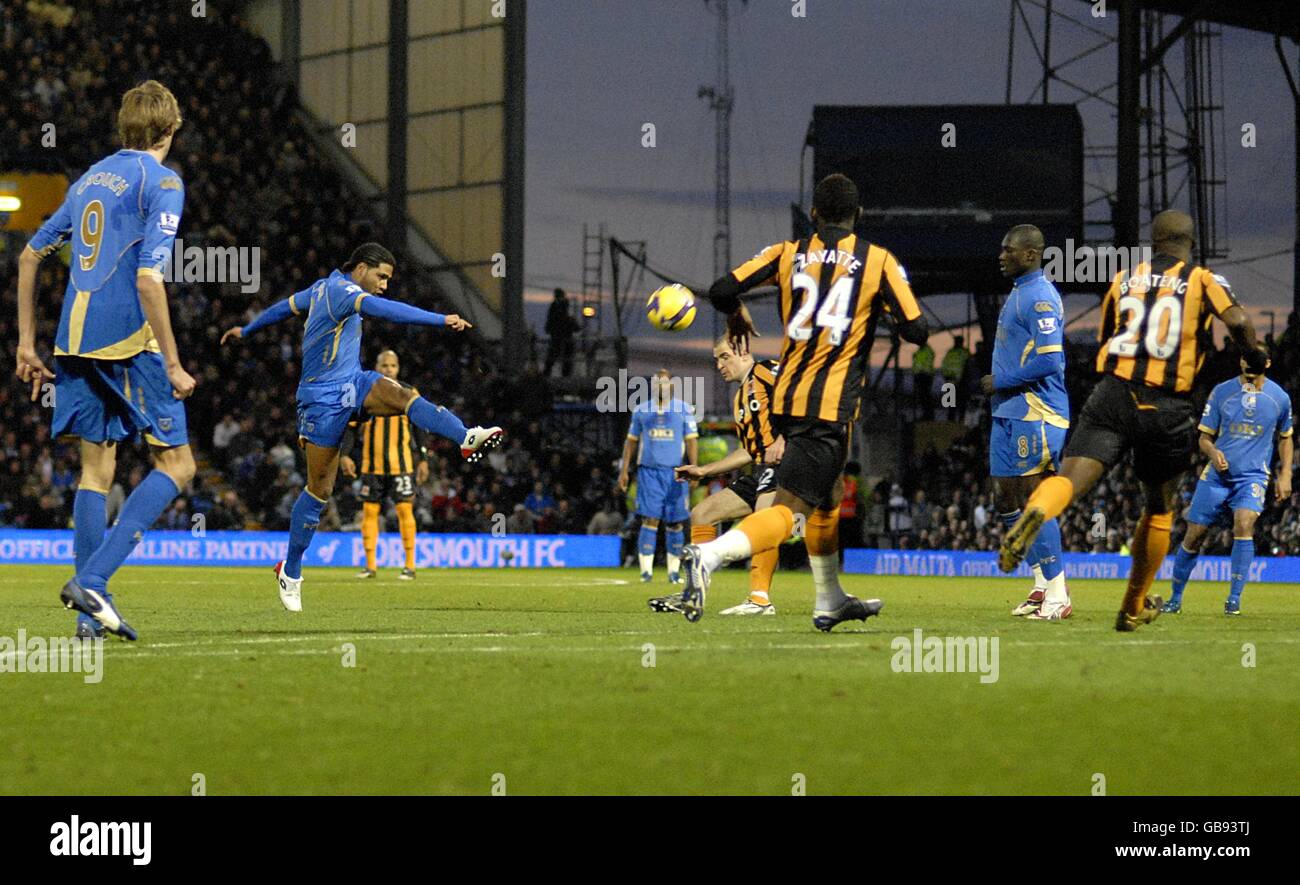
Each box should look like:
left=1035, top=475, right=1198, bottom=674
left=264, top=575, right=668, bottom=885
left=645, top=283, right=697, bottom=332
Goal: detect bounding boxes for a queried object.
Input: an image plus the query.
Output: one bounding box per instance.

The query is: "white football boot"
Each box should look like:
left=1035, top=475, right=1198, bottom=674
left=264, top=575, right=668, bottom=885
left=719, top=600, right=776, bottom=616
left=461, top=426, right=505, bottom=462
left=273, top=560, right=303, bottom=612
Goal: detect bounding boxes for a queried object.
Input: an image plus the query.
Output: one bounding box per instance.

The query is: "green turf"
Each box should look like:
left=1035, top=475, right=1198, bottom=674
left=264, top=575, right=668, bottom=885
left=2, top=565, right=1297, bottom=795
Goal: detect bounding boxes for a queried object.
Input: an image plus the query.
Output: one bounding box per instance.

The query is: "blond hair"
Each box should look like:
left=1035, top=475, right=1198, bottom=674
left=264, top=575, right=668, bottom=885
left=117, top=80, right=181, bottom=150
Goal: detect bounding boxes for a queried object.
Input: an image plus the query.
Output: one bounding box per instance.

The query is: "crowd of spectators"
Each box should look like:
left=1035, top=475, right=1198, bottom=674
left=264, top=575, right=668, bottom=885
left=0, top=0, right=628, bottom=540
left=868, top=324, right=1300, bottom=556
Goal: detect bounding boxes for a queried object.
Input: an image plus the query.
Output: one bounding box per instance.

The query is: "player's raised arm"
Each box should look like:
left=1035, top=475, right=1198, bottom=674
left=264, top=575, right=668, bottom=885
left=699, top=241, right=784, bottom=354
left=358, top=295, right=471, bottom=331
left=1204, top=270, right=1265, bottom=373
left=223, top=292, right=303, bottom=344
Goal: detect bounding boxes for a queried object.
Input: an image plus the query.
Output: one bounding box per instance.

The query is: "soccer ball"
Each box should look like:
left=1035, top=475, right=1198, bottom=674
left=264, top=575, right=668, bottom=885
left=646, top=284, right=697, bottom=332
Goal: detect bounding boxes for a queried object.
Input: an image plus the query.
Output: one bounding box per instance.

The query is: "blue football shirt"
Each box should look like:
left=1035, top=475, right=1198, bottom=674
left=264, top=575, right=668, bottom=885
left=29, top=149, right=185, bottom=359
left=1199, top=376, right=1293, bottom=482
left=628, top=397, right=699, bottom=468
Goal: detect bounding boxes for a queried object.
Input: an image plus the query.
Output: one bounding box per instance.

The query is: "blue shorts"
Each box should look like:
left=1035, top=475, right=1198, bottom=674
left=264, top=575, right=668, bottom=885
left=52, top=353, right=188, bottom=447
left=635, top=465, right=690, bottom=523
left=297, top=369, right=383, bottom=448
left=989, top=416, right=1067, bottom=477
left=1186, top=471, right=1266, bottom=526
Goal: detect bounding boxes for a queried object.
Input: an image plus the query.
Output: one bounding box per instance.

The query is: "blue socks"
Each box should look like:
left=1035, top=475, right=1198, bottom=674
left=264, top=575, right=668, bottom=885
left=407, top=397, right=468, bottom=444
left=284, top=490, right=327, bottom=580
left=1229, top=538, right=1253, bottom=605
left=78, top=471, right=179, bottom=593
left=1168, top=538, right=1253, bottom=606
left=638, top=524, right=657, bottom=563
left=665, top=525, right=684, bottom=572
left=73, top=489, right=107, bottom=631
left=73, top=489, right=107, bottom=569
left=1169, top=543, right=1198, bottom=604
left=1031, top=517, right=1063, bottom=581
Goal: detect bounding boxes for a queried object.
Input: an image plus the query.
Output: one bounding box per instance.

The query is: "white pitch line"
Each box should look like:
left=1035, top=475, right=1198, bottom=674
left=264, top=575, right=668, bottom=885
left=89, top=632, right=1300, bottom=662
left=94, top=577, right=634, bottom=588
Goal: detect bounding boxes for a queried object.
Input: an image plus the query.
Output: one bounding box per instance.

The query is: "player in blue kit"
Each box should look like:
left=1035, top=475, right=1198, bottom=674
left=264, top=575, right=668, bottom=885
left=618, top=369, right=699, bottom=583
left=220, top=242, right=503, bottom=612
left=980, top=225, right=1072, bottom=620
left=15, top=81, right=195, bottom=641
left=1162, top=346, right=1293, bottom=615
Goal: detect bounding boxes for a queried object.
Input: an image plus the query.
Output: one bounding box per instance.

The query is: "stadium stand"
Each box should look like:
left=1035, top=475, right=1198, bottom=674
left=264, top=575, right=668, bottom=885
left=0, top=0, right=621, bottom=537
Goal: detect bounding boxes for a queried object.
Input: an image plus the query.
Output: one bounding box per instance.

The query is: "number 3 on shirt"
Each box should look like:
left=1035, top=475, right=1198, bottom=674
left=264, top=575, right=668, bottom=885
left=787, top=272, right=854, bottom=345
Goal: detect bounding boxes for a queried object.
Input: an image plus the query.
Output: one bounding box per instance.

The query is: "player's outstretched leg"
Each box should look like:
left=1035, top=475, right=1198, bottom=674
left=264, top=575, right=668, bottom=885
left=805, top=507, right=881, bottom=632
left=366, top=379, right=502, bottom=462
left=1001, top=457, right=1106, bottom=572
left=404, top=396, right=501, bottom=462
left=682, top=504, right=796, bottom=622
left=651, top=523, right=716, bottom=612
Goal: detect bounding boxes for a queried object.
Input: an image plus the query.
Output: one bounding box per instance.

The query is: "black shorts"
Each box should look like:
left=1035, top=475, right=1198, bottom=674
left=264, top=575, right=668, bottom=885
left=359, top=472, right=416, bottom=503
left=1063, top=375, right=1195, bottom=485
left=727, top=462, right=779, bottom=511
left=771, top=416, right=850, bottom=510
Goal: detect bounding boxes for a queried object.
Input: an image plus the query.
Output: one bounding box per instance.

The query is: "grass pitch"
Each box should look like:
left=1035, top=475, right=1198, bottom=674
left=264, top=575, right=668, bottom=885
left=3, top=564, right=1297, bottom=795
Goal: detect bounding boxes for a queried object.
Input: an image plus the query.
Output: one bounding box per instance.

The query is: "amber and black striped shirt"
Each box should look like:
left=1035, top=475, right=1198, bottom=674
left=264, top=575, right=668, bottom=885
left=725, top=228, right=923, bottom=423
left=343, top=381, right=427, bottom=476
left=734, top=359, right=780, bottom=462
left=1095, top=256, right=1239, bottom=395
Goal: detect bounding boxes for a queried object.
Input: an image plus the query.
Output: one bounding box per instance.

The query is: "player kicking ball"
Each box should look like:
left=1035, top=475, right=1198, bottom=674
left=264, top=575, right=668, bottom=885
left=221, top=243, right=502, bottom=611
left=649, top=338, right=785, bottom=615
left=1162, top=346, right=1292, bottom=616
left=981, top=225, right=1072, bottom=620
left=680, top=174, right=930, bottom=630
